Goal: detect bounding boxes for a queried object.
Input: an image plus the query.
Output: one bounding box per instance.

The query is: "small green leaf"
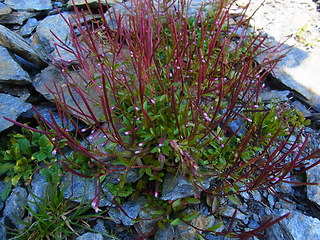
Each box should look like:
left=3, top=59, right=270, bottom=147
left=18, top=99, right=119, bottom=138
left=17, top=137, right=31, bottom=156
left=39, top=135, right=51, bottom=148
left=33, top=151, right=47, bottom=162
left=172, top=199, right=182, bottom=209
left=196, top=232, right=205, bottom=240
left=158, top=220, right=165, bottom=229
left=227, top=195, right=241, bottom=206
left=182, top=211, right=199, bottom=222
left=11, top=175, right=21, bottom=186
left=0, top=163, right=15, bottom=175
left=9, top=144, right=20, bottom=160
left=170, top=218, right=181, bottom=226
left=184, top=198, right=201, bottom=204
left=207, top=221, right=223, bottom=232
left=151, top=147, right=159, bottom=153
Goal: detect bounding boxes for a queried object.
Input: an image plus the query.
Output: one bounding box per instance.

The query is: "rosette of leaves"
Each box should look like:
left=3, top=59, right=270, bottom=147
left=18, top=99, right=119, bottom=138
left=0, top=127, right=57, bottom=200
left=5, top=0, right=320, bottom=238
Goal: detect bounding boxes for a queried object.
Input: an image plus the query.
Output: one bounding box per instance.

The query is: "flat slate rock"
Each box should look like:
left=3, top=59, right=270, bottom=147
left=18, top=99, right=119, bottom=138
left=0, top=2, right=11, bottom=16
left=0, top=10, right=37, bottom=25
left=0, top=93, right=32, bottom=132
left=4, top=0, right=52, bottom=11
left=0, top=45, right=31, bottom=85
left=233, top=0, right=320, bottom=112
left=67, top=0, right=109, bottom=9
left=31, top=12, right=73, bottom=56
left=0, top=24, right=47, bottom=67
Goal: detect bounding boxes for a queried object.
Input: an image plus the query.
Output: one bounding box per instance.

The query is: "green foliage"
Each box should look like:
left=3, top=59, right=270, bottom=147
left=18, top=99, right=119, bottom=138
left=9, top=169, right=116, bottom=240
left=8, top=0, right=320, bottom=238
left=0, top=127, right=57, bottom=195
left=246, top=103, right=310, bottom=147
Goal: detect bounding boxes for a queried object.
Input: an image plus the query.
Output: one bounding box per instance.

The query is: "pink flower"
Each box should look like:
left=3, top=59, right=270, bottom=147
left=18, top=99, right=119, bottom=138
left=52, top=149, right=57, bottom=155
left=91, top=197, right=102, bottom=213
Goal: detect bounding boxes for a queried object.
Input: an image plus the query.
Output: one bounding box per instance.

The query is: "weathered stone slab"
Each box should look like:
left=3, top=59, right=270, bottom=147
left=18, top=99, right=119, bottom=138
left=0, top=93, right=32, bottom=132
left=0, top=24, right=47, bottom=67
left=67, top=0, right=109, bottom=10
left=0, top=3, right=11, bottom=16
left=31, top=12, right=73, bottom=58
left=0, top=10, right=37, bottom=25
left=0, top=45, right=31, bottom=85
left=4, top=0, right=52, bottom=11
left=33, top=65, right=106, bottom=124
left=19, top=17, right=38, bottom=37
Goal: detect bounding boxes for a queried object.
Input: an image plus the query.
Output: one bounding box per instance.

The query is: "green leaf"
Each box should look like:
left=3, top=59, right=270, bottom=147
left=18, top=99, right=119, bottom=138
left=39, top=135, right=51, bottom=148
left=196, top=232, right=205, bottom=240
left=117, top=154, right=130, bottom=166
left=172, top=199, right=182, bottom=209
left=17, top=137, right=31, bottom=156
left=9, top=144, right=20, bottom=160
left=170, top=218, right=181, bottom=226
left=0, top=183, right=11, bottom=202
left=182, top=211, right=199, bottom=222
left=151, top=147, right=159, bottom=153
left=11, top=175, right=21, bottom=186
left=0, top=163, right=15, bottom=175
left=158, top=220, right=165, bottom=229
left=227, top=195, right=241, bottom=206
left=184, top=198, right=201, bottom=204
left=207, top=221, right=223, bottom=232
left=33, top=151, right=47, bottom=162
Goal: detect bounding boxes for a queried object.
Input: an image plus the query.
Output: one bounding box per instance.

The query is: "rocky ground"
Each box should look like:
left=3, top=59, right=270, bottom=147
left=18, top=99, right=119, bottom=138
left=0, top=0, right=320, bottom=239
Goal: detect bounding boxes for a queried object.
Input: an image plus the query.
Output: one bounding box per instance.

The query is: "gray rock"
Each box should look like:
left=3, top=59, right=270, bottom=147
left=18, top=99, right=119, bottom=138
left=240, top=191, right=250, bottom=200
left=229, top=117, right=246, bottom=136
left=220, top=206, right=247, bottom=222
left=138, top=203, right=158, bottom=235
left=107, top=207, right=121, bottom=224
left=272, top=209, right=320, bottom=240
left=0, top=10, right=37, bottom=25
left=250, top=190, right=262, bottom=202
left=21, top=103, right=78, bottom=131
left=60, top=172, right=112, bottom=207
left=267, top=194, right=275, bottom=209
left=0, top=45, right=31, bottom=85
left=274, top=175, right=294, bottom=195
left=0, top=218, right=6, bottom=240
left=261, top=43, right=320, bottom=112
left=0, top=2, right=11, bottom=16
left=19, top=17, right=38, bottom=37
left=258, top=89, right=290, bottom=103
left=27, top=173, right=49, bottom=215
left=292, top=101, right=312, bottom=118
left=4, top=0, right=52, bottom=11
left=76, top=232, right=103, bottom=240
left=161, top=174, right=197, bottom=201
left=3, top=187, right=27, bottom=228
left=93, top=219, right=108, bottom=236
left=307, top=160, right=320, bottom=206
left=0, top=83, right=30, bottom=101
left=173, top=214, right=216, bottom=240
left=102, top=168, right=140, bottom=185
left=119, top=201, right=140, bottom=226
left=154, top=224, right=174, bottom=240
left=33, top=65, right=107, bottom=124
left=67, top=0, right=109, bottom=10
left=31, top=12, right=72, bottom=56
left=0, top=24, right=47, bottom=67
left=0, top=93, right=32, bottom=132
